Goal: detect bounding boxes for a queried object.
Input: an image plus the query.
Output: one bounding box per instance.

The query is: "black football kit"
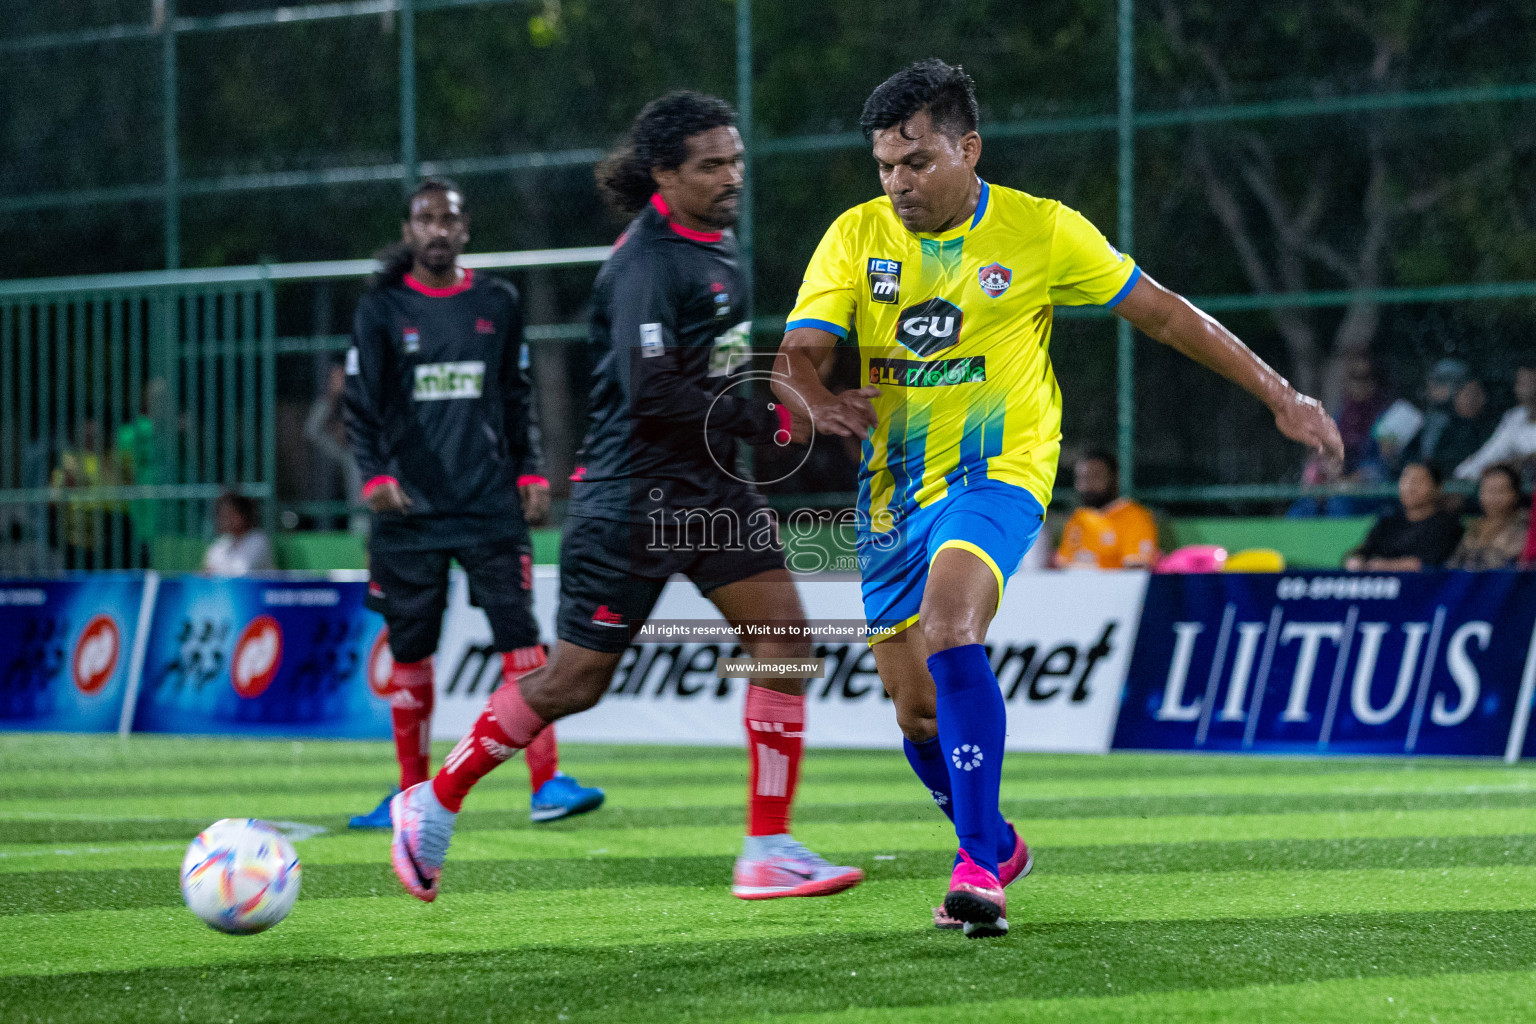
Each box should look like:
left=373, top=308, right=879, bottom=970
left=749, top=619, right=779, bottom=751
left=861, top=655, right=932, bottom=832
left=345, top=269, right=542, bottom=662
left=558, top=194, right=789, bottom=653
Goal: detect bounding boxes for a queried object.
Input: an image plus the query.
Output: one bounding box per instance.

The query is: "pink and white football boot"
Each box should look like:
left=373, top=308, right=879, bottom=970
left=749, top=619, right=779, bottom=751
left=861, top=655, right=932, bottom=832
left=389, top=781, right=458, bottom=903
left=732, top=835, right=864, bottom=900
left=934, top=822, right=1030, bottom=930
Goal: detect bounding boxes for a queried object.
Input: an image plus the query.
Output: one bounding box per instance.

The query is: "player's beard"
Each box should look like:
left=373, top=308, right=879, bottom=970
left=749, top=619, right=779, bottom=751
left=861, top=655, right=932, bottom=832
left=415, top=241, right=457, bottom=275
left=703, top=189, right=741, bottom=229
left=1079, top=488, right=1114, bottom=510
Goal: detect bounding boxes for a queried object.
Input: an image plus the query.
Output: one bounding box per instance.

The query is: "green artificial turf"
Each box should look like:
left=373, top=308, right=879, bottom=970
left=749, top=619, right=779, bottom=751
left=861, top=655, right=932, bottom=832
left=2, top=736, right=1536, bottom=1022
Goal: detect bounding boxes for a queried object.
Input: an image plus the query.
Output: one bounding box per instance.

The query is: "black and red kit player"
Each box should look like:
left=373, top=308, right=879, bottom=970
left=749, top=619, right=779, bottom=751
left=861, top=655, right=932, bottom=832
left=387, top=95, right=863, bottom=903
left=344, top=178, right=604, bottom=828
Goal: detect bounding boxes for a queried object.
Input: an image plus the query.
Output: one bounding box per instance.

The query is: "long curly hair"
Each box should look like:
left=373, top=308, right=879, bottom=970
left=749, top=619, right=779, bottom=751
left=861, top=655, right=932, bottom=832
left=371, top=177, right=464, bottom=289
left=596, top=91, right=736, bottom=218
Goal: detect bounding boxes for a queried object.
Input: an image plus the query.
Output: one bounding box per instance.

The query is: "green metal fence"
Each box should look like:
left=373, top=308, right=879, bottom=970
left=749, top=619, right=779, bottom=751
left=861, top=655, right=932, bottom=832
left=0, top=249, right=609, bottom=569
left=0, top=278, right=277, bottom=571
left=3, top=1, right=1536, bottom=520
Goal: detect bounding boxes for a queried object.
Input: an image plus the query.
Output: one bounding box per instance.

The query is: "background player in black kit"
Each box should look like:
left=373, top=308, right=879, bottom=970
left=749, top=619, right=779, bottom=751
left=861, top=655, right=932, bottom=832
left=389, top=95, right=863, bottom=904
left=345, top=178, right=604, bottom=829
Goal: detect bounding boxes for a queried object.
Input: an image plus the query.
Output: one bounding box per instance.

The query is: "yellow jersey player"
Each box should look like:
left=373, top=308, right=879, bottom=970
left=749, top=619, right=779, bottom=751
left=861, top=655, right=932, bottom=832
left=773, top=59, right=1342, bottom=938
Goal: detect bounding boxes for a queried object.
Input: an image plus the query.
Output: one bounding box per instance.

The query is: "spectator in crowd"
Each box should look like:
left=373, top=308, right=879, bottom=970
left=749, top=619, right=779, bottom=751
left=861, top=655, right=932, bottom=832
left=1447, top=463, right=1526, bottom=571
left=50, top=417, right=113, bottom=570
left=1054, top=449, right=1160, bottom=568
left=116, top=378, right=168, bottom=566
left=202, top=491, right=275, bottom=576
left=1456, top=361, right=1536, bottom=482
left=1344, top=461, right=1463, bottom=571
left=304, top=361, right=364, bottom=532
left=1331, top=348, right=1393, bottom=477
left=1290, top=349, right=1391, bottom=517
left=1399, top=361, right=1493, bottom=474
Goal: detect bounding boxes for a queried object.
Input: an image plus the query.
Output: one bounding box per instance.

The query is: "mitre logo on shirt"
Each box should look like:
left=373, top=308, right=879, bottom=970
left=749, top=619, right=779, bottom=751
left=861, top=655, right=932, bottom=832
left=413, top=361, right=485, bottom=401
left=867, top=258, right=901, bottom=304
left=895, top=298, right=963, bottom=357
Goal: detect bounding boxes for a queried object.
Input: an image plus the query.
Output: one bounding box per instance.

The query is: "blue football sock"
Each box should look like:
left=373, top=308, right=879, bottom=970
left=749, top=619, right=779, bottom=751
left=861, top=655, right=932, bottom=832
left=902, top=736, right=955, bottom=821
left=905, top=735, right=1015, bottom=868
left=928, top=643, right=1006, bottom=877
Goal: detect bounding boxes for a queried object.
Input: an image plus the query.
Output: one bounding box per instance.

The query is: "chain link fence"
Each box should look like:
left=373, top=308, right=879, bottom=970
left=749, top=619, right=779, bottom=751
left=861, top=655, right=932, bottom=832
left=3, top=0, right=1535, bottom=565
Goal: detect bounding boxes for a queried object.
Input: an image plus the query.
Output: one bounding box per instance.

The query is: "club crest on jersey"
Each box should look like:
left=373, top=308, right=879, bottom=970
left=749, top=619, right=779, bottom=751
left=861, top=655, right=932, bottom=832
left=402, top=326, right=421, bottom=353
left=978, top=262, right=1012, bottom=298
left=475, top=318, right=495, bottom=334
left=895, top=298, right=963, bottom=357
left=867, top=258, right=901, bottom=304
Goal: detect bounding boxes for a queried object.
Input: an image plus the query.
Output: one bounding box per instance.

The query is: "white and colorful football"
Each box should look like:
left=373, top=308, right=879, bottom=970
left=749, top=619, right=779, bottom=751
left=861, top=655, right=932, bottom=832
left=180, top=818, right=302, bottom=934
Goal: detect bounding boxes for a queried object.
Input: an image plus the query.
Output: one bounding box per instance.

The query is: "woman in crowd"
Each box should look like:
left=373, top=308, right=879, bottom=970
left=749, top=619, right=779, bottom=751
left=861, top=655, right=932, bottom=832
left=1344, top=461, right=1463, bottom=571
left=1448, top=464, right=1526, bottom=570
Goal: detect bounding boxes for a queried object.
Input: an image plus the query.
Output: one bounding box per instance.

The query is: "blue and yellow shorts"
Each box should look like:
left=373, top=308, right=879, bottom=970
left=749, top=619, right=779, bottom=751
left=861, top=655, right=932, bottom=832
left=857, top=480, right=1045, bottom=643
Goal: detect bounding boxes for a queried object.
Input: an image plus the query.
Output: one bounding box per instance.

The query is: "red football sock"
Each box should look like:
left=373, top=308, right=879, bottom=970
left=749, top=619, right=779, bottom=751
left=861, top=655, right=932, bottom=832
left=744, top=684, right=805, bottom=836
left=525, top=726, right=559, bottom=792
left=388, top=659, right=435, bottom=790
left=430, top=652, right=548, bottom=813
left=507, top=647, right=557, bottom=792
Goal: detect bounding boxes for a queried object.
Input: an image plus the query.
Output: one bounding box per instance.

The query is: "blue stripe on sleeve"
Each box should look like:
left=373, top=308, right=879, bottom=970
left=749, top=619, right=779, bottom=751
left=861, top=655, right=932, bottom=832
left=1104, top=264, right=1142, bottom=308
left=786, top=317, right=849, bottom=339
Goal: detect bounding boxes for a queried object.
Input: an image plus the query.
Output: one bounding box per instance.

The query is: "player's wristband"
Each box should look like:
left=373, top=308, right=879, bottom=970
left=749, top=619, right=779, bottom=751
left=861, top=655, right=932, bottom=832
left=771, top=403, right=793, bottom=446
left=361, top=475, right=398, bottom=500
left=517, top=474, right=550, bottom=489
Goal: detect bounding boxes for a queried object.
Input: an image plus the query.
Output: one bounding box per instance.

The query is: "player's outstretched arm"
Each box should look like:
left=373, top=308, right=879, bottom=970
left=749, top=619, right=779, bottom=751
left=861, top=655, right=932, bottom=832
left=773, top=327, right=880, bottom=441
left=1112, top=272, right=1344, bottom=466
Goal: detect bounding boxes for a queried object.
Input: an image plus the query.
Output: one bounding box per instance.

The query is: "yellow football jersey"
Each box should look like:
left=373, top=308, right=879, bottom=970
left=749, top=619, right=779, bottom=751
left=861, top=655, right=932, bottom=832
left=788, top=180, right=1138, bottom=524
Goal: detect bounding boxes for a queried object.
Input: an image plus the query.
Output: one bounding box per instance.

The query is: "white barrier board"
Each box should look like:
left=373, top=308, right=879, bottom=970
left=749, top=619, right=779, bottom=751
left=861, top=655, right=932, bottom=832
left=433, top=567, right=1147, bottom=753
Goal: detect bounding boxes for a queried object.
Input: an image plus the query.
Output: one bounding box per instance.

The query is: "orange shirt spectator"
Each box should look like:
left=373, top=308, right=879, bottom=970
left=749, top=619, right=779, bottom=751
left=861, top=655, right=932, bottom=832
left=1054, top=450, right=1160, bottom=568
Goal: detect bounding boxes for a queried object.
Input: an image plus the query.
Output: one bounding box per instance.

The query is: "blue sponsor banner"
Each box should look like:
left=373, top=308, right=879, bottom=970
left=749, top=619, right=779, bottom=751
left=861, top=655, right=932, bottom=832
left=1113, top=572, right=1536, bottom=757
left=0, top=575, right=149, bottom=733
left=133, top=576, right=392, bottom=738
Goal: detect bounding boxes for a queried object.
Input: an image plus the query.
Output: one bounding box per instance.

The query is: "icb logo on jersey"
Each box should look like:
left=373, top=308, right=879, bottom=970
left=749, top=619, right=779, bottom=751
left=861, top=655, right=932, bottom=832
left=72, top=614, right=120, bottom=696
left=867, top=258, right=901, bottom=305
left=978, top=262, right=1012, bottom=298
left=895, top=298, right=963, bottom=357
left=231, top=615, right=283, bottom=699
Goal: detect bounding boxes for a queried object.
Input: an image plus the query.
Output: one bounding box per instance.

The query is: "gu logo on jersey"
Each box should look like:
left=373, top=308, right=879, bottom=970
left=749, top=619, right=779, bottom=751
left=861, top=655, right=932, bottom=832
left=867, top=258, right=901, bottom=304
left=413, top=361, right=485, bottom=401
left=978, top=262, right=1012, bottom=298
left=402, top=327, right=421, bottom=354
left=231, top=615, right=283, bottom=699
left=895, top=298, right=963, bottom=357
left=72, top=614, right=120, bottom=695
